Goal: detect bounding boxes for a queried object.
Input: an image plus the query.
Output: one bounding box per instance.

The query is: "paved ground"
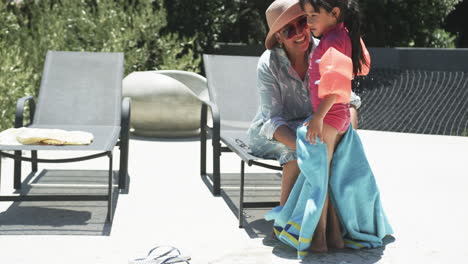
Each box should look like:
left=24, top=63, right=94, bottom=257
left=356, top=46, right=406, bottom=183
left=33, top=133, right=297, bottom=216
left=0, top=130, right=467, bottom=263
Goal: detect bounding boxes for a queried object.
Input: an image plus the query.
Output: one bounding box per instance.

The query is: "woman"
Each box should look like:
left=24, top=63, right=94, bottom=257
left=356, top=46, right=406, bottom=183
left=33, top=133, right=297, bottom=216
left=247, top=0, right=361, bottom=243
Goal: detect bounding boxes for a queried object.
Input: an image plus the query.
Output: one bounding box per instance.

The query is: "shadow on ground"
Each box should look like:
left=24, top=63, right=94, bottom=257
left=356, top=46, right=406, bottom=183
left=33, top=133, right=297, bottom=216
left=263, top=234, right=395, bottom=263
left=217, top=171, right=396, bottom=263
left=0, top=169, right=120, bottom=235
left=215, top=172, right=281, bottom=238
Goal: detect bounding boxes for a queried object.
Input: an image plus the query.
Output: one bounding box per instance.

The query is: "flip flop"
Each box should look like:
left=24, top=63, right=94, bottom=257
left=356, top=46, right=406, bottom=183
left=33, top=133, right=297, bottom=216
left=129, top=246, right=190, bottom=264
left=159, top=256, right=191, bottom=264
left=147, top=246, right=181, bottom=260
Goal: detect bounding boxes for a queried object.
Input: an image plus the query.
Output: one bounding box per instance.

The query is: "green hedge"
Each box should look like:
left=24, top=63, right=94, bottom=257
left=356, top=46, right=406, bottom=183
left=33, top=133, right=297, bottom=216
left=0, top=0, right=463, bottom=131
left=360, top=0, right=461, bottom=48
left=0, top=0, right=200, bottom=130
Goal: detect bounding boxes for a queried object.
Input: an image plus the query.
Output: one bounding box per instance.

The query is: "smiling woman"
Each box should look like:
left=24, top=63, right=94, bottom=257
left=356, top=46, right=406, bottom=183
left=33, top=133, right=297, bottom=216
left=247, top=0, right=361, bottom=204
left=253, top=0, right=393, bottom=258
left=246, top=0, right=362, bottom=250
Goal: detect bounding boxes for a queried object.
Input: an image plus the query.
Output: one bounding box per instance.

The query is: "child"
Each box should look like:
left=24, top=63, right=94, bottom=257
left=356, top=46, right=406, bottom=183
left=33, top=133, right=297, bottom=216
left=300, top=0, right=370, bottom=252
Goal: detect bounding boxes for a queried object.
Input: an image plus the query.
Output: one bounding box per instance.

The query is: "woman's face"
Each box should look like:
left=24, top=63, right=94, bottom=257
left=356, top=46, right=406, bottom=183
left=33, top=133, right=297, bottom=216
left=276, top=15, right=311, bottom=54
left=303, top=3, right=338, bottom=37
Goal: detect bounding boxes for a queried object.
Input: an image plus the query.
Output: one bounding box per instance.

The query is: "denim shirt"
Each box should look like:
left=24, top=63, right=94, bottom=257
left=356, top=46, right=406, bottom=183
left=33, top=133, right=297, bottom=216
left=248, top=37, right=361, bottom=141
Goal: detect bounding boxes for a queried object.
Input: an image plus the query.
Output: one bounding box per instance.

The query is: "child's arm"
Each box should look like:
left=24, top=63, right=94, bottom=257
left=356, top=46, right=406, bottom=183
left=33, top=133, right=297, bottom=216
left=304, top=94, right=337, bottom=144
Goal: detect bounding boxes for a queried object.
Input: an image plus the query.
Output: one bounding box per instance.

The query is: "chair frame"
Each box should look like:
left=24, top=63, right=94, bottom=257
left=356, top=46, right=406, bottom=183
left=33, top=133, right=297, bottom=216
left=0, top=52, right=131, bottom=223
left=200, top=53, right=281, bottom=228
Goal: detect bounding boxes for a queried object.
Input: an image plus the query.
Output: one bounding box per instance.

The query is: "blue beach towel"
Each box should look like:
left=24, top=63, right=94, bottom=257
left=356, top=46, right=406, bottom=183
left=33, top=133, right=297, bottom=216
left=265, top=125, right=393, bottom=259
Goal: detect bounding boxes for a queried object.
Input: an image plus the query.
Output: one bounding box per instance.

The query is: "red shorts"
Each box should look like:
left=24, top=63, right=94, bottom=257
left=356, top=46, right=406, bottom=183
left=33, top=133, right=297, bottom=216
left=323, top=104, right=350, bottom=132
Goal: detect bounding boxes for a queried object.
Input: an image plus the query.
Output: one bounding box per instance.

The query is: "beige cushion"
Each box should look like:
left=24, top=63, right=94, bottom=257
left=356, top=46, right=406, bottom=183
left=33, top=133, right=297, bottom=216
left=0, top=128, right=93, bottom=145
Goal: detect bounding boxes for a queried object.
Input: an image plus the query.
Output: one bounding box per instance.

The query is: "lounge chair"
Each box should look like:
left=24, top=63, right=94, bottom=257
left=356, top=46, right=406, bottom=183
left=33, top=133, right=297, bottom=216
left=200, top=54, right=281, bottom=227
left=0, top=51, right=131, bottom=223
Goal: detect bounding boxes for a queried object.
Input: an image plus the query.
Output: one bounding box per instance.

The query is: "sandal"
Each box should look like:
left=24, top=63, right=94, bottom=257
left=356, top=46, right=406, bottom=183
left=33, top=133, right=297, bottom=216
left=159, top=256, right=191, bottom=264
left=129, top=246, right=191, bottom=264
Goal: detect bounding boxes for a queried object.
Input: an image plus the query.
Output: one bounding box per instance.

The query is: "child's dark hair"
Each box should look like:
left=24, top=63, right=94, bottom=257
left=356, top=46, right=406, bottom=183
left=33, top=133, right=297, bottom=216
left=299, top=0, right=367, bottom=76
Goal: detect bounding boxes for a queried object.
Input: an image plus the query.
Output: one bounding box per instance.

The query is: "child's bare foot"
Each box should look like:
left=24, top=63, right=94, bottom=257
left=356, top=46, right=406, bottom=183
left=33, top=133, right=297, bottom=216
left=327, top=234, right=344, bottom=249
left=309, top=233, right=328, bottom=253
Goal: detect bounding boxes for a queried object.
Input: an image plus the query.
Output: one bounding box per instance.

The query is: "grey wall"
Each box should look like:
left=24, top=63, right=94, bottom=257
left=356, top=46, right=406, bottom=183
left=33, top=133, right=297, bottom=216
left=210, top=44, right=468, bottom=71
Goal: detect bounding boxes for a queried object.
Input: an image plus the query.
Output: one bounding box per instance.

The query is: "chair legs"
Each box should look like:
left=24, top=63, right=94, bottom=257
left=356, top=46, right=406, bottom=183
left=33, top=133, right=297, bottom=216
left=237, top=161, right=282, bottom=228
left=200, top=104, right=221, bottom=196
left=239, top=160, right=245, bottom=228
left=119, top=137, right=129, bottom=189
left=200, top=132, right=221, bottom=196
left=14, top=150, right=21, bottom=189
left=4, top=149, right=115, bottom=223
left=107, top=152, right=114, bottom=222
left=212, top=141, right=221, bottom=196
left=119, top=96, right=131, bottom=190
left=200, top=104, right=207, bottom=176
left=31, top=150, right=38, bottom=172
left=13, top=151, right=40, bottom=190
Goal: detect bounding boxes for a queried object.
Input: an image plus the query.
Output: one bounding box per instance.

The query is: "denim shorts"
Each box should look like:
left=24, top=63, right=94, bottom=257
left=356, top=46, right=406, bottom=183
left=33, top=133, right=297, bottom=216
left=247, top=119, right=305, bottom=165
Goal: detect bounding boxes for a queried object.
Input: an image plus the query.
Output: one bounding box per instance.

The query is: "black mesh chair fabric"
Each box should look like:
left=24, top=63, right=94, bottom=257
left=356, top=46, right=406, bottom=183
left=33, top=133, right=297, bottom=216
left=203, top=55, right=261, bottom=131
left=202, top=54, right=277, bottom=166
left=34, top=51, right=122, bottom=126
left=0, top=51, right=130, bottom=223
left=0, top=51, right=123, bottom=151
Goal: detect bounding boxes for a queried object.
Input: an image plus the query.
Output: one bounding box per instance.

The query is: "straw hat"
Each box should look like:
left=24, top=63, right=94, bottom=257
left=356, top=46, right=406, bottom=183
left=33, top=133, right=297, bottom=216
left=265, top=0, right=305, bottom=50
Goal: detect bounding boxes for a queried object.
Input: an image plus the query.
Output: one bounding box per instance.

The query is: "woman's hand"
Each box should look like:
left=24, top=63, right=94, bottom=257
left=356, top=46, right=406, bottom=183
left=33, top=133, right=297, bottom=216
left=304, top=115, right=323, bottom=144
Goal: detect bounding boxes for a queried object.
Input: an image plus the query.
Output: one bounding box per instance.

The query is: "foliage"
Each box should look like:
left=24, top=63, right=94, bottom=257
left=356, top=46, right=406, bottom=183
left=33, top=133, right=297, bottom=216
left=360, top=0, right=461, bottom=47
left=10, top=0, right=199, bottom=74
left=0, top=0, right=200, bottom=130
left=162, top=0, right=268, bottom=52
left=424, top=28, right=457, bottom=48
left=0, top=0, right=465, bottom=131
left=444, top=0, right=468, bottom=48
left=208, top=0, right=463, bottom=48
left=462, top=130, right=468, bottom=137
left=0, top=1, right=36, bottom=129
left=157, top=33, right=200, bottom=72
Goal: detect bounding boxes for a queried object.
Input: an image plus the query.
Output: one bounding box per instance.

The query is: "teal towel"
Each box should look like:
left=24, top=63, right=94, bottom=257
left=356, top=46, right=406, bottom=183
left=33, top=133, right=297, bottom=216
left=265, top=125, right=393, bottom=259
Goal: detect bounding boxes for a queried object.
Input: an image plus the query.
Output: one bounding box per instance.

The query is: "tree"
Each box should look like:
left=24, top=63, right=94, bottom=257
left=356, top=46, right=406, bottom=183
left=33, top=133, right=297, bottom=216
left=444, top=0, right=468, bottom=47
left=162, top=0, right=268, bottom=52
left=360, top=0, right=461, bottom=47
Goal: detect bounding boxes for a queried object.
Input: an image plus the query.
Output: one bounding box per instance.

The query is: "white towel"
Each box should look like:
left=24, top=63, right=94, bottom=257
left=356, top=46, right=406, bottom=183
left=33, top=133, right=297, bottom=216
left=0, top=128, right=93, bottom=145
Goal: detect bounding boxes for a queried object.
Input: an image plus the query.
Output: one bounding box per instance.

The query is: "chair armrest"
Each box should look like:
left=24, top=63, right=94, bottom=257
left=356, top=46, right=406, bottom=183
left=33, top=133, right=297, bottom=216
left=200, top=99, right=220, bottom=143
left=121, top=97, right=131, bottom=135
left=15, top=96, right=35, bottom=128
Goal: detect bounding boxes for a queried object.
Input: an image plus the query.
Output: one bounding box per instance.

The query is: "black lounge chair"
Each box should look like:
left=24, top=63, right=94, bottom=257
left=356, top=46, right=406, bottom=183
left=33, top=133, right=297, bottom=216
left=200, top=54, right=281, bottom=227
left=0, top=51, right=131, bottom=223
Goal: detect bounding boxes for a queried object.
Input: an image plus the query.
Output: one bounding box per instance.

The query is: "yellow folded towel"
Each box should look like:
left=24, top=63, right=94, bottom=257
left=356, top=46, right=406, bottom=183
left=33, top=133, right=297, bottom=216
left=0, top=128, right=93, bottom=145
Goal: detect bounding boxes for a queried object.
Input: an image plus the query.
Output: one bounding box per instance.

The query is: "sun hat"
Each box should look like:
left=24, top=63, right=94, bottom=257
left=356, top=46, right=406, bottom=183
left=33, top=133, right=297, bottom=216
left=265, top=0, right=306, bottom=50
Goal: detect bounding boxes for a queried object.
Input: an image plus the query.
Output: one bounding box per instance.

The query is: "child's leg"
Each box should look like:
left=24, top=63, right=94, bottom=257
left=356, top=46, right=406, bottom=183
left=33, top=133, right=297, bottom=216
left=326, top=130, right=346, bottom=248
left=280, top=160, right=300, bottom=206
left=327, top=190, right=344, bottom=248
left=309, top=124, right=345, bottom=252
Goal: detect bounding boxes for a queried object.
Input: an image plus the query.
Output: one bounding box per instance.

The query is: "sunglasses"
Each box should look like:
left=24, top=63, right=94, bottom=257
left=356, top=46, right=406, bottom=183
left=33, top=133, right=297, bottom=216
left=281, top=16, right=308, bottom=39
